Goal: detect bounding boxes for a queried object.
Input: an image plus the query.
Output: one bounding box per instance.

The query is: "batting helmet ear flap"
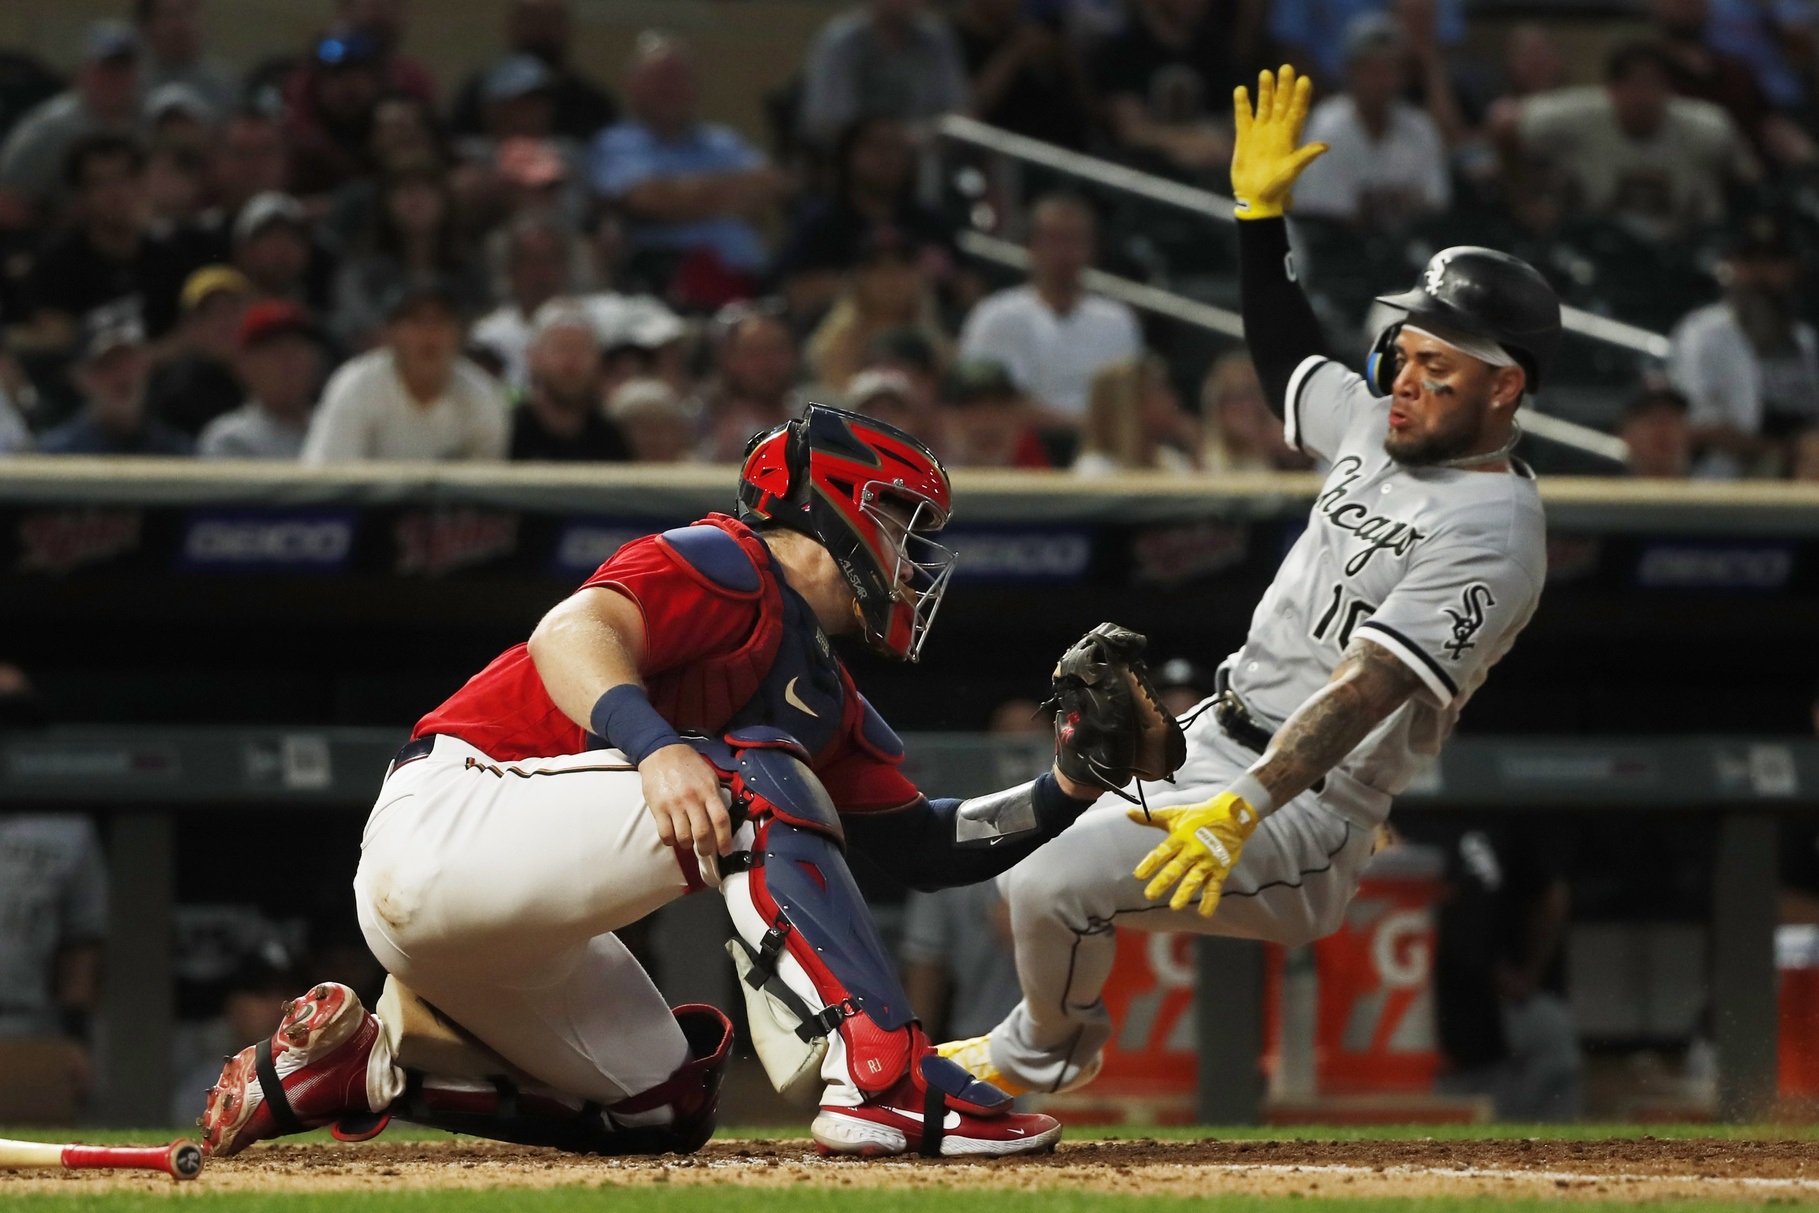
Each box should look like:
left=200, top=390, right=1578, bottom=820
left=1366, top=322, right=1404, bottom=397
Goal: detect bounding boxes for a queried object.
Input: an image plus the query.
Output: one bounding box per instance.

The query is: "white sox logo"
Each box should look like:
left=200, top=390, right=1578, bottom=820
left=1424, top=249, right=1459, bottom=296
left=1443, top=583, right=1494, bottom=659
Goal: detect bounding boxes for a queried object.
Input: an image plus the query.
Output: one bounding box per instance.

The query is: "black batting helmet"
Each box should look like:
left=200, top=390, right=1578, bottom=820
left=1366, top=246, right=1562, bottom=395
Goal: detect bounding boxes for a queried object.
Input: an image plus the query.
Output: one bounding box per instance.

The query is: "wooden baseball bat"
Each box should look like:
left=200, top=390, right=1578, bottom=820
left=0, top=1137, right=203, bottom=1181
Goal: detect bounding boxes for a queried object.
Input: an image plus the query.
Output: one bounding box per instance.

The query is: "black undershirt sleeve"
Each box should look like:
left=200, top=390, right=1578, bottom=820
left=841, top=774, right=1097, bottom=893
left=1238, top=217, right=1329, bottom=418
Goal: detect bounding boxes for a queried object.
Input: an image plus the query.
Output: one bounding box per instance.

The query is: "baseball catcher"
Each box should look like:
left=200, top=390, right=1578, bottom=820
left=198, top=405, right=1185, bottom=1161
left=937, top=66, right=1557, bottom=1098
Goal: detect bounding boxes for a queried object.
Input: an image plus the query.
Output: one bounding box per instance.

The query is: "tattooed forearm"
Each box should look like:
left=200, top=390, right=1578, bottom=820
left=1247, top=636, right=1425, bottom=810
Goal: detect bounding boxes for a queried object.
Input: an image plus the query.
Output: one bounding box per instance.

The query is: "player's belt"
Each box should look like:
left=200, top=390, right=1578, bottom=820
left=1211, top=670, right=1275, bottom=756
left=388, top=734, right=439, bottom=775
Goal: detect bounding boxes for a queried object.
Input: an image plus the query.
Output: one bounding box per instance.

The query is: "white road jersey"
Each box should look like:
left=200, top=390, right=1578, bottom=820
left=1223, top=355, right=1547, bottom=815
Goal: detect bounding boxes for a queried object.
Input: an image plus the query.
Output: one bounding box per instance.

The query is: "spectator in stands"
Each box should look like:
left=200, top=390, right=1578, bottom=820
left=145, top=142, right=211, bottom=230
left=698, top=300, right=804, bottom=462
left=303, top=279, right=508, bottom=462
left=1091, top=0, right=1247, bottom=177
left=284, top=32, right=389, bottom=199
left=136, top=0, right=235, bottom=116
left=1708, top=0, right=1815, bottom=112
left=1199, top=351, right=1308, bottom=472
left=1389, top=0, right=1481, bottom=148
left=332, top=166, right=490, bottom=348
left=1652, top=0, right=1815, bottom=165
left=145, top=83, right=218, bottom=157
left=1669, top=214, right=1819, bottom=477
left=0, top=23, right=143, bottom=224
left=25, top=134, right=203, bottom=349
left=1074, top=355, right=1199, bottom=474
left=1619, top=386, right=1695, bottom=479
left=473, top=213, right=583, bottom=389
left=509, top=299, right=629, bottom=462
left=847, top=366, right=948, bottom=454
left=775, top=117, right=957, bottom=322
left=958, top=194, right=1140, bottom=422
left=607, top=377, right=701, bottom=463
left=40, top=302, right=193, bottom=455
left=232, top=191, right=334, bottom=315
left=199, top=300, right=326, bottom=459
left=799, top=0, right=973, bottom=148
left=589, top=294, right=688, bottom=396
left=806, top=225, right=953, bottom=392
left=1294, top=15, right=1450, bottom=228
left=1500, top=41, right=1755, bottom=243
left=589, top=33, right=788, bottom=304
left=451, top=0, right=619, bottom=143
left=147, top=265, right=252, bottom=437
left=1483, top=23, right=1566, bottom=141
left=863, top=327, right=945, bottom=423
left=952, top=0, right=1094, bottom=150
left=336, top=0, right=439, bottom=101
left=0, top=810, right=108, bottom=1110
left=1271, top=0, right=1462, bottom=85
left=942, top=357, right=1053, bottom=468
left=205, top=111, right=293, bottom=244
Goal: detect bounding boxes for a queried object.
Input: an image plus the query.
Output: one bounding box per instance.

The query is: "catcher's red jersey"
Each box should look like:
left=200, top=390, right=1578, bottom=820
left=414, top=516, right=921, bottom=812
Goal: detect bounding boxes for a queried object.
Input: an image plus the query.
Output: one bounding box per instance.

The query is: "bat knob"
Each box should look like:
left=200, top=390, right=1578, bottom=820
left=167, top=1141, right=204, bottom=1181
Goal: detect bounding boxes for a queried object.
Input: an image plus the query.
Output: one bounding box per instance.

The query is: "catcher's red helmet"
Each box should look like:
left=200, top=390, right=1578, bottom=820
left=737, top=405, right=954, bottom=662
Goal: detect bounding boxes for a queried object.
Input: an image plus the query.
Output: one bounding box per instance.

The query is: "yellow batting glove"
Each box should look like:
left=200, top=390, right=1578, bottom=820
left=1129, top=792, right=1262, bottom=918
left=1230, top=65, right=1330, bottom=220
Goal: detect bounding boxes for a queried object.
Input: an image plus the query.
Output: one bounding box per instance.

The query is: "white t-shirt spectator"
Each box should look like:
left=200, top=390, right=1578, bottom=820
left=302, top=349, right=509, bottom=463
left=958, top=286, right=1141, bottom=417
left=1517, top=87, right=1749, bottom=236
left=1295, top=96, right=1451, bottom=224
left=1669, top=299, right=1819, bottom=477
left=198, top=403, right=309, bottom=460
left=0, top=384, right=31, bottom=453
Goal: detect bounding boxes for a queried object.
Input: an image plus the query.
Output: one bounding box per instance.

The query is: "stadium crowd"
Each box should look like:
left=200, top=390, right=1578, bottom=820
left=0, top=0, right=1815, bottom=478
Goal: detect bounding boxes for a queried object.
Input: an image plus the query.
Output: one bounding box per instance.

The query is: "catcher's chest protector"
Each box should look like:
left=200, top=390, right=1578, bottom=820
left=646, top=518, right=852, bottom=758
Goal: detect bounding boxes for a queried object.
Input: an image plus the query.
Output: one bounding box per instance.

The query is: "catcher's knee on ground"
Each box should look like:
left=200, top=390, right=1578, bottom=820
left=376, top=976, right=733, bottom=1154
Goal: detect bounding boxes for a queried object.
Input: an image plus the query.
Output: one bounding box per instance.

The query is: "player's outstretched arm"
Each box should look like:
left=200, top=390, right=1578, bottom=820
left=1129, top=636, right=1422, bottom=917
left=1246, top=634, right=1424, bottom=809
left=842, top=777, right=1101, bottom=893
left=1233, top=66, right=1331, bottom=416
left=529, top=587, right=734, bottom=863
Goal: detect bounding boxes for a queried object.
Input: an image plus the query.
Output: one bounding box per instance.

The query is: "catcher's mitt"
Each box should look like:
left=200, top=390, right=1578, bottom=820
left=1045, top=623, right=1187, bottom=797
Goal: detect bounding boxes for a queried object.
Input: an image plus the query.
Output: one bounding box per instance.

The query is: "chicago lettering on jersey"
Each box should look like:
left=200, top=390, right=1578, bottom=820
left=1315, top=456, right=1427, bottom=576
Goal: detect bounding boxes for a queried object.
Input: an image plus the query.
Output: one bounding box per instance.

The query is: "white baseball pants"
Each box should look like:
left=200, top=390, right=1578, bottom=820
left=352, top=735, right=701, bottom=1106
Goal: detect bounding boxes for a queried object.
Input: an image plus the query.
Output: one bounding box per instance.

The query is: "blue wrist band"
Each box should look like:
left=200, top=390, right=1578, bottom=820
left=590, top=685, right=683, bottom=766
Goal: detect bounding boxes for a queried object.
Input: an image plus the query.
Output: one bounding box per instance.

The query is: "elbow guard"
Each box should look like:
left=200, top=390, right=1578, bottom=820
left=951, top=774, right=1096, bottom=848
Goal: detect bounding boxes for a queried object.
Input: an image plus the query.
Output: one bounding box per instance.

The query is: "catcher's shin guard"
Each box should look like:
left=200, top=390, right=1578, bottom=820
left=699, top=730, right=921, bottom=1100
left=389, top=1004, right=733, bottom=1155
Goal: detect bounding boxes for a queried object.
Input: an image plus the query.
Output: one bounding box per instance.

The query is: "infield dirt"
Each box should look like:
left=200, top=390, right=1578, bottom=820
left=6, top=1136, right=1819, bottom=1202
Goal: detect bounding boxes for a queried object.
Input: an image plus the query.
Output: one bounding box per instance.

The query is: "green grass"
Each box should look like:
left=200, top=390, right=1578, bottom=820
left=4, top=1190, right=1817, bottom=1213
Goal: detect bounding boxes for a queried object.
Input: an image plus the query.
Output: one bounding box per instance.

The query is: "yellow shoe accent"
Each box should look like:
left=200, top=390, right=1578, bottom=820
left=935, top=1035, right=1029, bottom=1096
left=937, top=1035, right=1107, bottom=1096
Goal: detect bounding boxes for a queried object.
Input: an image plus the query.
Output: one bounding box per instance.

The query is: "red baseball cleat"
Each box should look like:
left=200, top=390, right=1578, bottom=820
left=200, top=982, right=399, bottom=1157
left=811, top=1054, right=1061, bottom=1158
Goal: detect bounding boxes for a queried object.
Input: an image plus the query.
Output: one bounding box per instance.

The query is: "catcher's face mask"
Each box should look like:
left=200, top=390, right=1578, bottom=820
left=737, top=405, right=955, bottom=662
